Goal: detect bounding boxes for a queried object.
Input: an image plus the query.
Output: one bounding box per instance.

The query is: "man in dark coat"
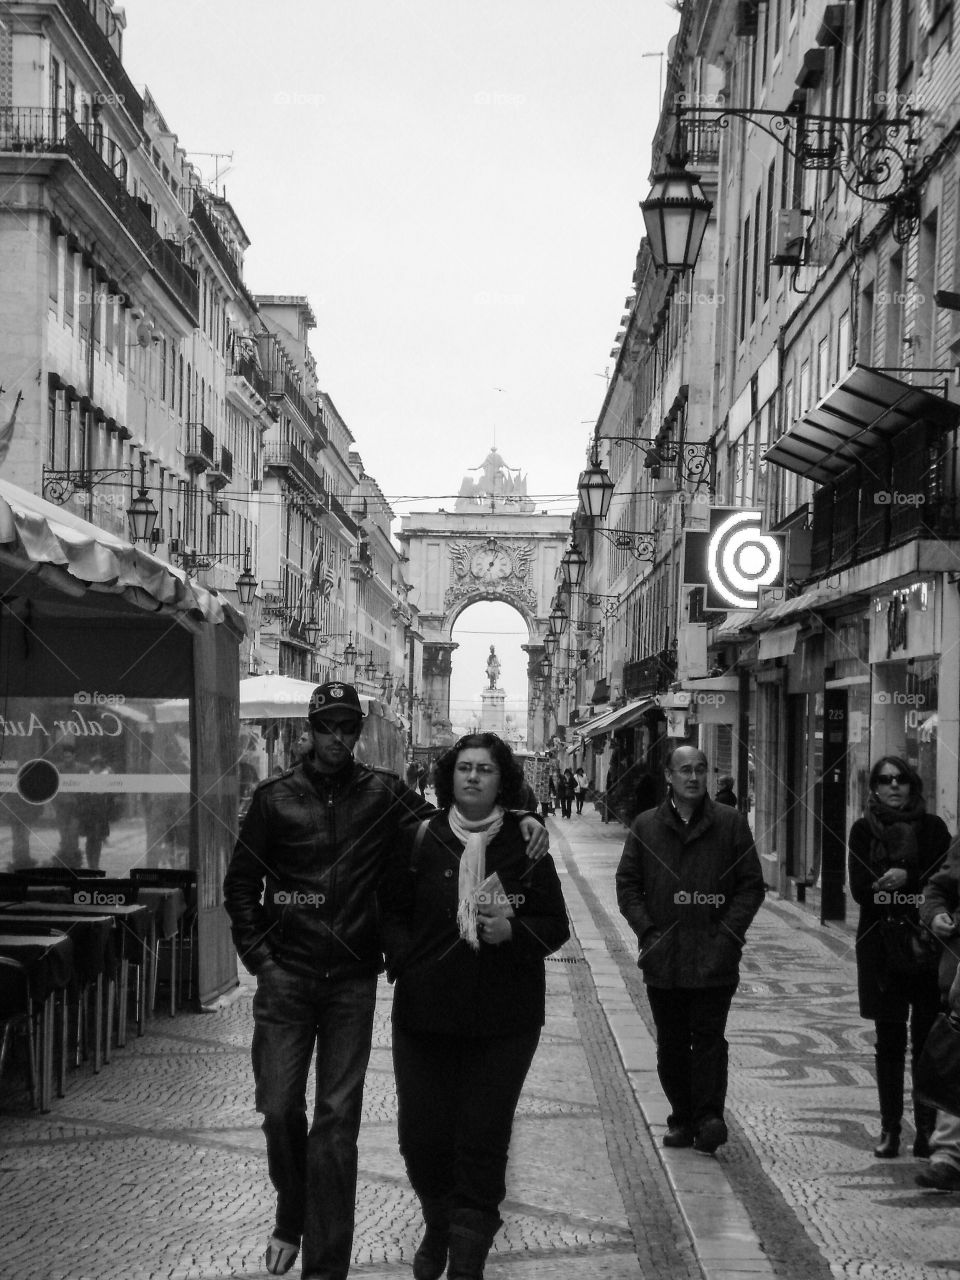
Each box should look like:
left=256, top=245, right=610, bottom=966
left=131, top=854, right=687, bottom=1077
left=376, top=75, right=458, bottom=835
left=616, top=744, right=765, bottom=1155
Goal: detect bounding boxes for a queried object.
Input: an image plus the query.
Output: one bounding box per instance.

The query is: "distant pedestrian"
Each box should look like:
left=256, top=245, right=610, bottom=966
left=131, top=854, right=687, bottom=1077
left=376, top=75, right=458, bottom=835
left=630, top=768, right=658, bottom=820
left=559, top=768, right=576, bottom=819
left=714, top=775, right=737, bottom=808
left=405, top=760, right=420, bottom=792
left=616, top=745, right=765, bottom=1154
left=417, top=764, right=428, bottom=799
left=848, top=755, right=951, bottom=1160
left=573, top=766, right=588, bottom=815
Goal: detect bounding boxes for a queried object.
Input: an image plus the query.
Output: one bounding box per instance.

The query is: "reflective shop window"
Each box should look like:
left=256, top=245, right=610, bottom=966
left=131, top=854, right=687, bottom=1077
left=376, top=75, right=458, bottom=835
left=0, top=696, right=192, bottom=874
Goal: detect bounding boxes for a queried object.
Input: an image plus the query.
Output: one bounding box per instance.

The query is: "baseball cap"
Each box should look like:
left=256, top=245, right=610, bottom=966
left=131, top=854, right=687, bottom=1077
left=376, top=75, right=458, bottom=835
left=308, top=682, right=364, bottom=725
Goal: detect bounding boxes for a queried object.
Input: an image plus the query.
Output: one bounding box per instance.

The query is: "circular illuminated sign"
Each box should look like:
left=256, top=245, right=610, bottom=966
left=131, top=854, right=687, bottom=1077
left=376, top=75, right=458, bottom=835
left=706, top=511, right=783, bottom=608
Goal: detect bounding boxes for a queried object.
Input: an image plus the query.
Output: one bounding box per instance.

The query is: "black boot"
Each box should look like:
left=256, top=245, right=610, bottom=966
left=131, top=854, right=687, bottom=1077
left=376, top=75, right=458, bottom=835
left=446, top=1208, right=501, bottom=1280
left=413, top=1196, right=449, bottom=1280
left=874, top=1053, right=905, bottom=1158
left=913, top=1102, right=937, bottom=1159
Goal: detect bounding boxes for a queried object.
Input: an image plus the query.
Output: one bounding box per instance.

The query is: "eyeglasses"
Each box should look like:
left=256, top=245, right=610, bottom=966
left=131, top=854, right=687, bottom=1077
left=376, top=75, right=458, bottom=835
left=312, top=720, right=362, bottom=737
left=876, top=773, right=906, bottom=786
left=672, top=763, right=708, bottom=777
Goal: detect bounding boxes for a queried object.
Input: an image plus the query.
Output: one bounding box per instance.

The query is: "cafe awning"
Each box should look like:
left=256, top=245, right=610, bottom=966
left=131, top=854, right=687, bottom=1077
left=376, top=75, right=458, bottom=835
left=0, top=476, right=244, bottom=633
left=581, top=696, right=656, bottom=739
left=763, top=364, right=960, bottom=485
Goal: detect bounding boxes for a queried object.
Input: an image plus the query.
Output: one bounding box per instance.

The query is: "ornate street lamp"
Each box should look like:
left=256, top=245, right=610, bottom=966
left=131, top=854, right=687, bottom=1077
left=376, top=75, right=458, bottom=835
left=303, top=612, right=322, bottom=647
left=343, top=634, right=357, bottom=667
left=640, top=152, right=713, bottom=274
left=560, top=542, right=587, bottom=592
left=126, top=456, right=159, bottom=544
left=577, top=450, right=615, bottom=521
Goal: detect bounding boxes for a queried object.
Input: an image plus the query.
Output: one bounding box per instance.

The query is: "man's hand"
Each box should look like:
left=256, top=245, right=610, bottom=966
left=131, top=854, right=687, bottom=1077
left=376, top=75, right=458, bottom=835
left=931, top=912, right=956, bottom=939
left=519, top=815, right=548, bottom=861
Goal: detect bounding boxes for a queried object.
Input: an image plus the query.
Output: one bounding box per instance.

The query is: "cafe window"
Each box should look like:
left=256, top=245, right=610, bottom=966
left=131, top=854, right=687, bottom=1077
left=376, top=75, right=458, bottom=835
left=0, top=696, right=194, bottom=874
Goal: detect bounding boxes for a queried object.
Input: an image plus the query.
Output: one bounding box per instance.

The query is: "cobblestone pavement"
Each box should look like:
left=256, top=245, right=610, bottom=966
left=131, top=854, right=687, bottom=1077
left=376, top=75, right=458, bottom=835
left=554, top=808, right=960, bottom=1280
left=3, top=807, right=960, bottom=1279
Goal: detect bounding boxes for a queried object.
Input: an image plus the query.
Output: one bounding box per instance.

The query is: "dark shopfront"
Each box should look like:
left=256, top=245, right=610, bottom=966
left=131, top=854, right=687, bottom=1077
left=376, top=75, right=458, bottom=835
left=0, top=479, right=244, bottom=1004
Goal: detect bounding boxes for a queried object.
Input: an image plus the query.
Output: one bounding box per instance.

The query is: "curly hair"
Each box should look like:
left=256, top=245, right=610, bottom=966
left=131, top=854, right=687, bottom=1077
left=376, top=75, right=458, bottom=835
left=434, top=733, right=526, bottom=809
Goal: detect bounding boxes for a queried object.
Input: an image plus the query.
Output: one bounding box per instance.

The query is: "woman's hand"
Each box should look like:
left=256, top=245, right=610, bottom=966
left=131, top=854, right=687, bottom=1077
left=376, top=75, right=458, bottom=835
left=873, top=867, right=909, bottom=893
left=478, top=911, right=511, bottom=945
left=519, top=815, right=548, bottom=861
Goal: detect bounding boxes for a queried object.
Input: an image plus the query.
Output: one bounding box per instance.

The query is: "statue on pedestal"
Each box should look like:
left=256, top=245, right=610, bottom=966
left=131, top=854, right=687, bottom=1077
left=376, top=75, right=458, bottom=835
left=486, top=645, right=501, bottom=690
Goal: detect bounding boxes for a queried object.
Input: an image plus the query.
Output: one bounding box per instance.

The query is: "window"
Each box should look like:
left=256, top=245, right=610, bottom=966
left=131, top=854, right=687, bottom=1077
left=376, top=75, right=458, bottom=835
left=838, top=311, right=851, bottom=372
left=899, top=0, right=916, bottom=84
left=858, top=284, right=874, bottom=364
left=763, top=160, right=775, bottom=301
left=117, top=307, right=126, bottom=369
left=739, top=214, right=751, bottom=341
left=751, top=189, right=761, bottom=323
left=64, top=247, right=75, bottom=329
left=818, top=334, right=831, bottom=398
left=48, top=225, right=60, bottom=313
left=872, top=0, right=891, bottom=116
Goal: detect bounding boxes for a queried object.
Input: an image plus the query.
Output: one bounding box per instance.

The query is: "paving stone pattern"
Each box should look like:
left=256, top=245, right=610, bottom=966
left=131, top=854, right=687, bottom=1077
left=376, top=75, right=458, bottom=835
left=560, top=815, right=960, bottom=1280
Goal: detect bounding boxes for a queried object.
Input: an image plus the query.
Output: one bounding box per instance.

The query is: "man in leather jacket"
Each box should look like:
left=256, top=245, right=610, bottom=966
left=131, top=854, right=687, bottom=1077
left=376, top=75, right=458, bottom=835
left=225, top=683, right=547, bottom=1280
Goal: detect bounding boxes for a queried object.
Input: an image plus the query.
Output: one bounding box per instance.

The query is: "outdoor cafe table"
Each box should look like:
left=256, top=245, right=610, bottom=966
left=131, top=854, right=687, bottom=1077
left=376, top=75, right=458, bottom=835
left=0, top=907, right=115, bottom=1073
left=0, top=899, right=152, bottom=1049
left=0, top=931, right=74, bottom=1112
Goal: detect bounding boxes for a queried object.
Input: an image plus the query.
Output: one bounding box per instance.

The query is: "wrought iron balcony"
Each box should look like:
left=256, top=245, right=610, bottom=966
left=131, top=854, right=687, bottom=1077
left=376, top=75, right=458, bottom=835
left=207, top=445, right=233, bottom=489
left=59, top=0, right=144, bottom=130
left=0, top=108, right=199, bottom=323
left=184, top=424, right=215, bottom=471
left=263, top=443, right=327, bottom=504
left=229, top=351, right=271, bottom=403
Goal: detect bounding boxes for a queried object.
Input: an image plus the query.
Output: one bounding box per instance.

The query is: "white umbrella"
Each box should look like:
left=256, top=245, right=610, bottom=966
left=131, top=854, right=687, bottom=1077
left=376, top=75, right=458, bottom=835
left=239, top=675, right=374, bottom=720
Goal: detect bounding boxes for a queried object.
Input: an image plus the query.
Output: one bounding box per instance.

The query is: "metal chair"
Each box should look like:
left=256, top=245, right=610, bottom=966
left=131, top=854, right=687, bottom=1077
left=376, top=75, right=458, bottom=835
left=130, top=869, right=197, bottom=1011
left=0, top=956, right=37, bottom=1109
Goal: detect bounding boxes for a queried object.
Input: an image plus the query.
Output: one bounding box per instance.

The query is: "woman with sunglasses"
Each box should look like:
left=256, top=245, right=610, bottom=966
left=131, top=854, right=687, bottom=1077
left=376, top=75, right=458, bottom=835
left=848, top=756, right=952, bottom=1160
left=380, top=732, right=569, bottom=1280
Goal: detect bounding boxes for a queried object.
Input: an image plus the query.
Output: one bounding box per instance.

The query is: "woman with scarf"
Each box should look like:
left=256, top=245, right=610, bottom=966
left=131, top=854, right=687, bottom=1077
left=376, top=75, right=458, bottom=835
left=380, top=733, right=569, bottom=1280
left=848, top=756, right=951, bottom=1160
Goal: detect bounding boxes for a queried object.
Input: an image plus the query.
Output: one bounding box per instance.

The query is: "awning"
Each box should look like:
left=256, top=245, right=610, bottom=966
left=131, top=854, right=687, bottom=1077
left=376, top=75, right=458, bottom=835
left=758, top=624, right=800, bottom=660
left=763, top=364, right=960, bottom=485
left=239, top=675, right=379, bottom=720
left=713, top=610, right=756, bottom=638
left=0, top=476, right=244, bottom=633
left=749, top=585, right=842, bottom=628
left=581, top=696, right=656, bottom=739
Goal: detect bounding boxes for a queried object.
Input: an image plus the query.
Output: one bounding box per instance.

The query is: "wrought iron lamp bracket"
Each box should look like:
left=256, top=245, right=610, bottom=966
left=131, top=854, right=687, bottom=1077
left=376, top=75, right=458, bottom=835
left=676, top=104, right=922, bottom=229
left=41, top=465, right=129, bottom=505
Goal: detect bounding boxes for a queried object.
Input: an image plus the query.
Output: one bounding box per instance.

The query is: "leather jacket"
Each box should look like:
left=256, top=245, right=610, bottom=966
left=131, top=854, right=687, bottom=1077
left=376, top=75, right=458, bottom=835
left=224, top=755, right=434, bottom=979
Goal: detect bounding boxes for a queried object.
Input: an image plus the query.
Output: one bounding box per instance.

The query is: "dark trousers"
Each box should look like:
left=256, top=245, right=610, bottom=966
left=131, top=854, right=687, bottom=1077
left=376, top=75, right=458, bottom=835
left=575, top=792, right=585, bottom=814
left=393, top=1025, right=541, bottom=1217
left=252, top=966, right=378, bottom=1280
left=646, top=984, right=737, bottom=1130
left=560, top=794, right=572, bottom=818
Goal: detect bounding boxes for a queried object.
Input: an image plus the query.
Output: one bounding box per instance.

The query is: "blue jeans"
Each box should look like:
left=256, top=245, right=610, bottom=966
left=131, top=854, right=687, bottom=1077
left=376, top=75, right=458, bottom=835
left=252, top=966, right=378, bottom=1280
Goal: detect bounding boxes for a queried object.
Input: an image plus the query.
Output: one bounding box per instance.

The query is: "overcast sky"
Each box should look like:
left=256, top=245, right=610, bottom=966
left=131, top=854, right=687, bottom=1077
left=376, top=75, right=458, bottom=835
left=119, top=0, right=680, bottom=722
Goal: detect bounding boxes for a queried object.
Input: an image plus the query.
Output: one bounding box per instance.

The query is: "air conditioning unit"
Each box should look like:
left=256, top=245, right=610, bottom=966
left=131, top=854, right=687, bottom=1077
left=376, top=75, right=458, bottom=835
left=251, top=477, right=262, bottom=491
left=772, top=209, right=806, bottom=266
left=168, top=537, right=184, bottom=554
left=149, top=527, right=165, bottom=547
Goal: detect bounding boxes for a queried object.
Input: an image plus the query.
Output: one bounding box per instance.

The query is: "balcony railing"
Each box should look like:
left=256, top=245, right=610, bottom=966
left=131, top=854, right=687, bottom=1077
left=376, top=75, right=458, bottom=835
left=190, top=196, right=253, bottom=303
left=185, top=424, right=215, bottom=470
left=230, top=351, right=271, bottom=402
left=809, top=426, right=960, bottom=577
left=264, top=442, right=327, bottom=503
left=0, top=108, right=199, bottom=322
left=328, top=492, right=358, bottom=537
left=59, top=0, right=145, bottom=130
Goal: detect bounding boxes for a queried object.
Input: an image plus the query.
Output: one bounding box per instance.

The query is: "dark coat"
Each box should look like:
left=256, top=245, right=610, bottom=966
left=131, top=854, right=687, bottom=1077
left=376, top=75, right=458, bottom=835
left=615, top=797, right=765, bottom=989
left=380, top=812, right=570, bottom=1037
left=848, top=812, right=951, bottom=1018
left=715, top=786, right=737, bottom=808
left=920, top=835, right=960, bottom=999
left=224, top=757, right=433, bottom=979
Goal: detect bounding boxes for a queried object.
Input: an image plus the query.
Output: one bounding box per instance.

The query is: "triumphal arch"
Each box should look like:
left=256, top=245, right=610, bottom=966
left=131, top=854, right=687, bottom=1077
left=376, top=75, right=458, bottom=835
left=398, top=448, right=571, bottom=750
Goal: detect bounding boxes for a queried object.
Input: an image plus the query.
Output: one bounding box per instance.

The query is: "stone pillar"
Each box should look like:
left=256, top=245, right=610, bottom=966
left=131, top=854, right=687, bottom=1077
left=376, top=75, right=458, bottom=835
left=480, top=686, right=506, bottom=734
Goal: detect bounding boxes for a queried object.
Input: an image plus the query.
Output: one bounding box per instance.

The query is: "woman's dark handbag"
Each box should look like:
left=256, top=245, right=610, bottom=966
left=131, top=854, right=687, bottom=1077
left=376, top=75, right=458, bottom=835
left=915, top=1011, right=960, bottom=1116
left=879, top=913, right=939, bottom=977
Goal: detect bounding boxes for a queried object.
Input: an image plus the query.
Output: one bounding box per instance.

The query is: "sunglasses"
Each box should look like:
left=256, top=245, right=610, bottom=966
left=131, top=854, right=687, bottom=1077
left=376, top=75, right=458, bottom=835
left=313, top=720, right=362, bottom=736
left=875, top=773, right=906, bottom=786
